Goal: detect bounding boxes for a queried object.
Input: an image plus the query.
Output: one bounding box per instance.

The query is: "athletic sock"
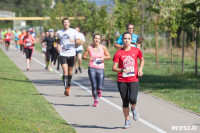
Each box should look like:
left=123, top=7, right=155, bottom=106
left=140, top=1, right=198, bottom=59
left=47, top=61, right=49, bottom=67
left=68, top=76, right=72, bottom=87
left=63, top=75, right=68, bottom=88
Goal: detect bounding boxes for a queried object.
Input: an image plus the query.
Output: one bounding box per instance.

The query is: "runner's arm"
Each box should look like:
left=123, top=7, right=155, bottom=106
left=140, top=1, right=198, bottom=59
left=82, top=47, right=93, bottom=60
left=138, top=57, right=144, bottom=76
left=75, top=38, right=82, bottom=45
left=114, top=43, right=123, bottom=49
left=102, top=46, right=111, bottom=60
left=57, top=39, right=61, bottom=53
left=112, top=62, right=132, bottom=73
left=32, top=38, right=36, bottom=44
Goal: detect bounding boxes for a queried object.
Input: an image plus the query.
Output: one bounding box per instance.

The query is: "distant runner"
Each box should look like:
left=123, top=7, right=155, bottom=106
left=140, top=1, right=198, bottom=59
left=4, top=30, right=12, bottom=51
left=114, top=23, right=141, bottom=49
left=23, top=31, right=36, bottom=70
left=18, top=29, right=27, bottom=56
left=74, top=27, right=85, bottom=74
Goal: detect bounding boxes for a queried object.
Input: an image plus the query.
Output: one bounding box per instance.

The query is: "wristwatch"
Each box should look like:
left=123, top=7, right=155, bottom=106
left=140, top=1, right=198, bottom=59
left=121, top=68, right=125, bottom=72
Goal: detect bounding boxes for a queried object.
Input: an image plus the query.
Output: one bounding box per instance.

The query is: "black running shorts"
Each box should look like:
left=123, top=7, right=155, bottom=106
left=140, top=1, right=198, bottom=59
left=60, top=56, right=75, bottom=67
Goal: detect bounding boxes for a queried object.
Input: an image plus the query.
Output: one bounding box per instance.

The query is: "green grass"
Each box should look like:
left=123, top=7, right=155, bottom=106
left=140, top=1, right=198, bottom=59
left=82, top=47, right=200, bottom=114
left=0, top=48, right=76, bottom=133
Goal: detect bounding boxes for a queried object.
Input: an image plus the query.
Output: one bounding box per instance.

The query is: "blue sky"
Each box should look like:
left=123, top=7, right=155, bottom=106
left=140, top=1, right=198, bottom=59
left=88, top=0, right=114, bottom=6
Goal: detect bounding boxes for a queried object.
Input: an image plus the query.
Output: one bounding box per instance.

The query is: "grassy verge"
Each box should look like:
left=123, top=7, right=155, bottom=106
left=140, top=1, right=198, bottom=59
left=81, top=47, right=200, bottom=114
left=0, top=48, right=76, bottom=133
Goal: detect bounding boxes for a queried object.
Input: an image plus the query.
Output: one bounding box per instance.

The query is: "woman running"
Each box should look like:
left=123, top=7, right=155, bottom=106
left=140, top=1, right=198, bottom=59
left=24, top=31, right=36, bottom=70
left=83, top=34, right=111, bottom=107
left=112, top=32, right=144, bottom=129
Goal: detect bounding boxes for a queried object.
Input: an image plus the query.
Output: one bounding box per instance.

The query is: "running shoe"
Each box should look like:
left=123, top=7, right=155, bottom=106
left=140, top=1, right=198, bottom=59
left=49, top=67, right=53, bottom=72
left=123, top=120, right=131, bottom=129
left=78, top=67, right=82, bottom=73
left=27, top=67, right=30, bottom=71
left=97, top=90, right=102, bottom=98
left=64, top=86, right=71, bottom=96
left=131, top=108, right=139, bottom=121
left=75, top=69, right=78, bottom=74
left=45, top=66, right=48, bottom=70
left=93, top=100, right=98, bottom=107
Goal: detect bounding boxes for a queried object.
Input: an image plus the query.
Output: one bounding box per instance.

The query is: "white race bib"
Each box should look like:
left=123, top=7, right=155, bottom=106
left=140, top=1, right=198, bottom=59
left=122, top=67, right=135, bottom=77
left=26, top=43, right=32, bottom=47
left=93, top=58, right=103, bottom=66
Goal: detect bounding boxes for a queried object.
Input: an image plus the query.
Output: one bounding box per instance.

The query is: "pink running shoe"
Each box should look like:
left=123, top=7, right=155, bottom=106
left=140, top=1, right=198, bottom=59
left=93, top=100, right=98, bottom=107
left=97, top=90, right=102, bottom=98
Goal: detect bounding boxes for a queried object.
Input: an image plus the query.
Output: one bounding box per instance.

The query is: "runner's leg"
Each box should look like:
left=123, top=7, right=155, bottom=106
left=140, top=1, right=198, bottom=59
left=117, top=82, right=130, bottom=121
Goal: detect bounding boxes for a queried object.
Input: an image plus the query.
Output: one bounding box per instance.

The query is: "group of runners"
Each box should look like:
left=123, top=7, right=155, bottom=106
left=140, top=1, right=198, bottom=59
left=55, top=18, right=144, bottom=129
left=1, top=17, right=145, bottom=129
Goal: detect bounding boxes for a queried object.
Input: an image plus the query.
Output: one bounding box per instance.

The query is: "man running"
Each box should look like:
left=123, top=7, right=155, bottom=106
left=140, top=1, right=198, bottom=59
left=112, top=32, right=144, bottom=129
left=74, top=27, right=85, bottom=74
left=42, top=29, right=57, bottom=72
left=114, top=23, right=140, bottom=49
left=57, top=17, right=82, bottom=96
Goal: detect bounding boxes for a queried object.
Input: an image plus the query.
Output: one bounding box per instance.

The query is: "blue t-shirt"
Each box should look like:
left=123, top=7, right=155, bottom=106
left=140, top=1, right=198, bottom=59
left=116, top=33, right=138, bottom=47
left=31, top=32, right=37, bottom=39
left=14, top=32, right=20, bottom=41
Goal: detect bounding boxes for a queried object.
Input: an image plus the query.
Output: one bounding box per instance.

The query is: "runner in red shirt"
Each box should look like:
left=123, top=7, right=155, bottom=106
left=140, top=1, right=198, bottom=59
left=4, top=30, right=12, bottom=51
left=112, top=32, right=144, bottom=129
left=23, top=31, right=36, bottom=70
left=18, top=29, right=27, bottom=56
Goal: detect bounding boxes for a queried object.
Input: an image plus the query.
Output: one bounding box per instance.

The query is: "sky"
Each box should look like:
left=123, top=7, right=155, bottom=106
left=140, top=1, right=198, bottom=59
left=88, top=0, right=114, bottom=6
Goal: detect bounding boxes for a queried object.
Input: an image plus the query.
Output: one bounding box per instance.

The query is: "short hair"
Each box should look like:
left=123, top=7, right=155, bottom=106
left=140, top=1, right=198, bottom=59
left=62, top=17, right=69, bottom=24
left=93, top=33, right=101, bottom=40
left=122, top=32, right=132, bottom=40
left=126, top=23, right=134, bottom=30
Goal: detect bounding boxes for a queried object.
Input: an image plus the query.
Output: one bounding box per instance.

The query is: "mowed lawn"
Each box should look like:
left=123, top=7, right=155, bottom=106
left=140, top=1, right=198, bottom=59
left=81, top=47, right=200, bottom=114
left=0, top=48, right=76, bottom=133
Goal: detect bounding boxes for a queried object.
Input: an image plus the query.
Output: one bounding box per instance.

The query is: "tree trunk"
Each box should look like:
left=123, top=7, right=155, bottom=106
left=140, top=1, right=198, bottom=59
left=163, top=32, right=166, bottom=56
left=182, top=30, right=185, bottom=75
left=141, top=1, right=144, bottom=51
left=174, top=37, right=177, bottom=47
left=149, top=34, right=151, bottom=50
left=195, top=27, right=199, bottom=76
left=154, top=14, right=159, bottom=68
left=170, top=32, right=174, bottom=70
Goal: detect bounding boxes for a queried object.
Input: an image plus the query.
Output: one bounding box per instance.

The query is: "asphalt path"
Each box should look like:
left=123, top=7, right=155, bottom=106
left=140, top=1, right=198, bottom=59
left=1, top=45, right=199, bottom=133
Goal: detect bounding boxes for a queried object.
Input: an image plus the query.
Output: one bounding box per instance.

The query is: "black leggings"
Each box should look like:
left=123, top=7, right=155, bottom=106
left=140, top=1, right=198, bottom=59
left=20, top=45, right=24, bottom=54
left=46, top=49, right=57, bottom=62
left=24, top=48, right=33, bottom=59
left=117, top=82, right=139, bottom=108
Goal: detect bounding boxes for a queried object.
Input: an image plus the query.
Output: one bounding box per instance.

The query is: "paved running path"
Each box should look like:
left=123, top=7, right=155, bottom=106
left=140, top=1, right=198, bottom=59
left=1, top=45, right=200, bottom=133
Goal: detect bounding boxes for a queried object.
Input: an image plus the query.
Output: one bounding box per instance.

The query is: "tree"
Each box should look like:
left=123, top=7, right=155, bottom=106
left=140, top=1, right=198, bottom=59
left=184, top=0, right=200, bottom=76
left=146, top=0, right=161, bottom=68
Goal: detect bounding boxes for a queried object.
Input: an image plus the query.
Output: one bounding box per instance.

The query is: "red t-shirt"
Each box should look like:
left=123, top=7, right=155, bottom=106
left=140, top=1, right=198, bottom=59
left=4, top=33, right=12, bottom=41
left=23, top=35, right=34, bottom=49
left=113, top=47, right=143, bottom=82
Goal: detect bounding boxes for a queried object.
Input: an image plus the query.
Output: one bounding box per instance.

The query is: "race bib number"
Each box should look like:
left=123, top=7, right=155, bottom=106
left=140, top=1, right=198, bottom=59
left=122, top=67, right=135, bottom=77
left=21, top=36, right=24, bottom=40
left=42, top=47, right=46, bottom=52
left=93, top=58, right=103, bottom=66
left=6, top=36, right=10, bottom=39
left=26, top=43, right=32, bottom=47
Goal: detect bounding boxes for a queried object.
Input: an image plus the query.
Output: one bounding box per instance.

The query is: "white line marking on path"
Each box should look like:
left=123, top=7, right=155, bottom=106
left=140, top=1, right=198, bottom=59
left=32, top=57, right=167, bottom=133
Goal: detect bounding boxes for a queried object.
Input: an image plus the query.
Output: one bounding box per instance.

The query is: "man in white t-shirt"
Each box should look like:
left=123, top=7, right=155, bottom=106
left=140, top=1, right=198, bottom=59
left=57, top=18, right=82, bottom=96
left=74, top=27, right=85, bottom=74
